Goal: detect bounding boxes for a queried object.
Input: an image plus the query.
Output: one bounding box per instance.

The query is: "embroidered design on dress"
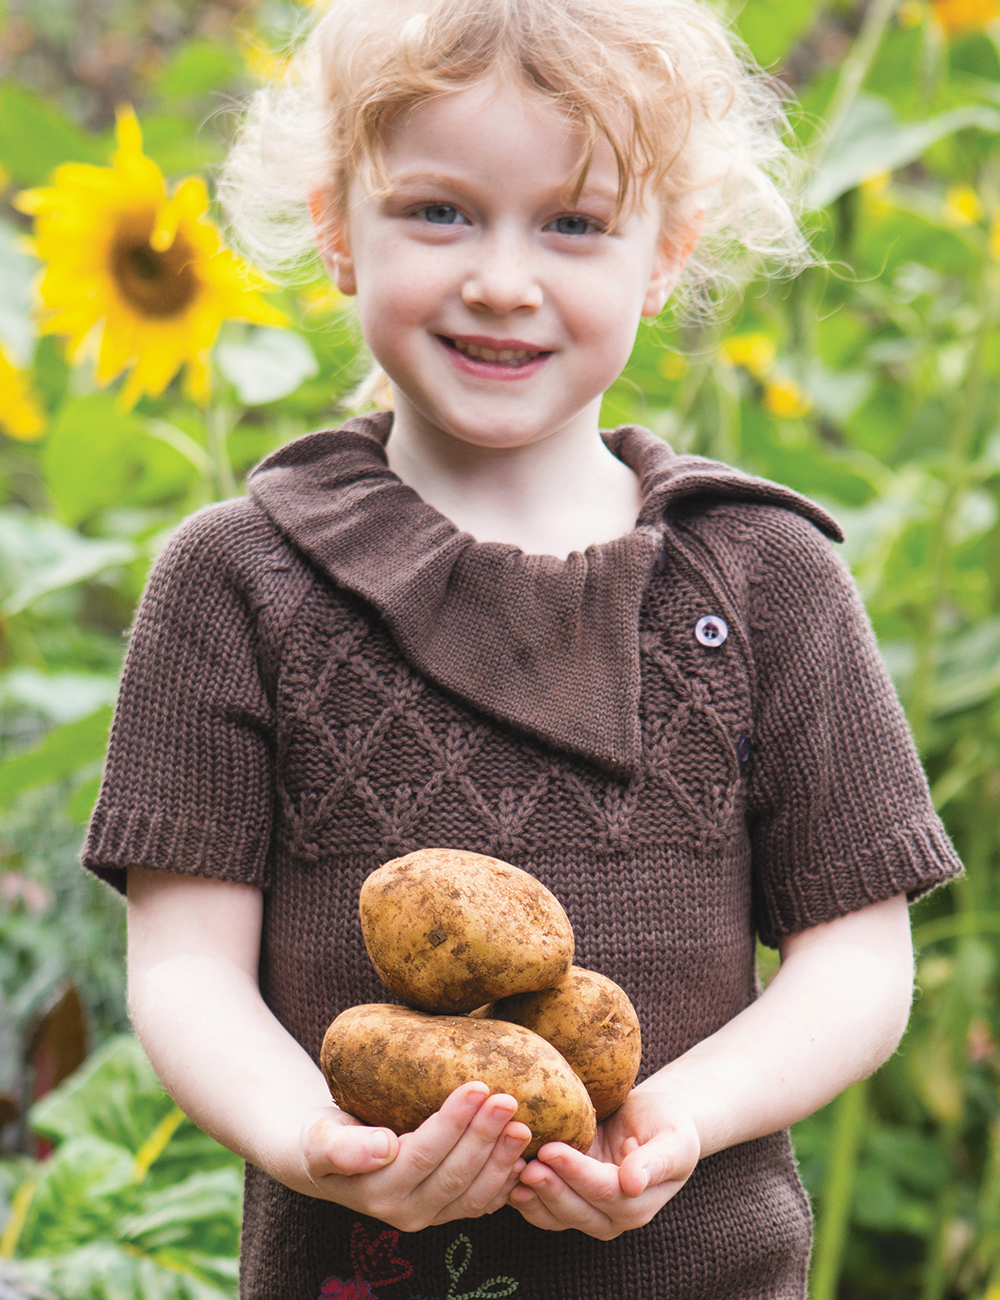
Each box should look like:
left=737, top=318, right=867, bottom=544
left=350, top=1222, right=416, bottom=1287
left=319, top=1232, right=518, bottom=1300
left=319, top=1279, right=377, bottom=1299
left=407, top=1233, right=519, bottom=1299
left=317, top=1222, right=416, bottom=1298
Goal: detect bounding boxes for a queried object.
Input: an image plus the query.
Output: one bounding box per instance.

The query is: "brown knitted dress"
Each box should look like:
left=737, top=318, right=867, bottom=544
left=83, top=415, right=962, bottom=1300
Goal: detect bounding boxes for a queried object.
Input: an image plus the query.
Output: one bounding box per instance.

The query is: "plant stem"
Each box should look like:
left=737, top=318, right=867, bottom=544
left=810, top=1079, right=868, bottom=1300
left=907, top=298, right=989, bottom=750
left=207, top=402, right=238, bottom=501
left=812, top=0, right=899, bottom=165
left=922, top=1164, right=960, bottom=1299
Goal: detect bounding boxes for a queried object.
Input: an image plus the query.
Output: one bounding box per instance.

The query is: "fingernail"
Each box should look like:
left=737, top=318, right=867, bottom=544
left=370, top=1131, right=390, bottom=1159
left=639, top=1168, right=650, bottom=1192
left=504, top=1133, right=525, bottom=1152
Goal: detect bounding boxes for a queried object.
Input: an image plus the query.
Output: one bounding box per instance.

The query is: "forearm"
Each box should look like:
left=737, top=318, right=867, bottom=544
left=640, top=896, right=914, bottom=1157
left=129, top=951, right=335, bottom=1193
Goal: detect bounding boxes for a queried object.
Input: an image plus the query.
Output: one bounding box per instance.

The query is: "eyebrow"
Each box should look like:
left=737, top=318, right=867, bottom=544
left=380, top=170, right=620, bottom=208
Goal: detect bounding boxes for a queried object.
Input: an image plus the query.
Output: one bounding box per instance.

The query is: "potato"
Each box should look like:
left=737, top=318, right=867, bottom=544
left=359, top=848, right=574, bottom=1014
left=484, top=967, right=641, bottom=1121
left=320, top=1003, right=596, bottom=1158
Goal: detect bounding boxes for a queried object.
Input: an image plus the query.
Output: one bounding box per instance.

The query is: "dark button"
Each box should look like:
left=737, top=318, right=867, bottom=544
left=736, top=735, right=752, bottom=767
left=695, top=615, right=728, bottom=647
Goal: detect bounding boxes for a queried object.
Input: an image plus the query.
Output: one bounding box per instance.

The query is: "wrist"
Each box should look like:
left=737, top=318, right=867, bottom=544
left=631, top=1070, right=724, bottom=1159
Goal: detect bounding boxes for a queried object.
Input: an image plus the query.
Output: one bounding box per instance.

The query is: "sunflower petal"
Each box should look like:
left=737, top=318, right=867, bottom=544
left=22, top=108, right=280, bottom=407
left=0, top=347, right=47, bottom=441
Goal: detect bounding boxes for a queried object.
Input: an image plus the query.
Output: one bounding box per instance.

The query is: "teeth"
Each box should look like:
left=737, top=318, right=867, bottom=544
left=452, top=339, right=540, bottom=365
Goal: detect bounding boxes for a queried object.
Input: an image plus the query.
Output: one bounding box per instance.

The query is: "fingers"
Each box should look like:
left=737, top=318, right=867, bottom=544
left=529, top=1145, right=622, bottom=1202
left=434, top=1118, right=532, bottom=1218
left=509, top=1159, right=615, bottom=1237
left=398, top=1081, right=493, bottom=1177
left=618, top=1132, right=696, bottom=1199
left=417, top=1090, right=531, bottom=1217
left=303, top=1115, right=399, bottom=1179
left=301, top=1085, right=534, bottom=1231
left=506, top=1185, right=574, bottom=1232
left=508, top=1134, right=697, bottom=1239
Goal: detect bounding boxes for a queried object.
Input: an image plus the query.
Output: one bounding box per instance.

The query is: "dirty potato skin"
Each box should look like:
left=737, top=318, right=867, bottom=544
left=359, top=848, right=574, bottom=1015
left=320, top=1004, right=596, bottom=1158
left=484, top=968, right=642, bottom=1121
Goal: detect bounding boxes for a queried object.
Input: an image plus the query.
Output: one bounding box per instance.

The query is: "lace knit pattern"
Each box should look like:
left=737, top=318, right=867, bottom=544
left=84, top=443, right=962, bottom=1300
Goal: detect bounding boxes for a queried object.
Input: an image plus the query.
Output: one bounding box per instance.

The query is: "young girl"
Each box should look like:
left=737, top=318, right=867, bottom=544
left=83, top=0, right=963, bottom=1296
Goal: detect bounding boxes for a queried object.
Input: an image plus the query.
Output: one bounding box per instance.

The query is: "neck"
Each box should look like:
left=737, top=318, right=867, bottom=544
left=383, top=396, right=643, bottom=559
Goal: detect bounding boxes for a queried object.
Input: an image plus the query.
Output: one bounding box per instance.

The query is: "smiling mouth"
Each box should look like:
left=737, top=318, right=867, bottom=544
left=440, top=336, right=548, bottom=367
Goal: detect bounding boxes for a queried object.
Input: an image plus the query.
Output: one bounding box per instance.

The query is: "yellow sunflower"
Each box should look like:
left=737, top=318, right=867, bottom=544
left=15, top=106, right=285, bottom=408
left=763, top=376, right=811, bottom=419
left=720, top=333, right=777, bottom=381
left=931, top=0, right=1000, bottom=34
left=0, top=346, right=46, bottom=441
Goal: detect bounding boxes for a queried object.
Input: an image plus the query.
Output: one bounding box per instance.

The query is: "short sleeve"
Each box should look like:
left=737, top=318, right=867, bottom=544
left=744, top=511, right=963, bottom=947
left=82, top=503, right=275, bottom=896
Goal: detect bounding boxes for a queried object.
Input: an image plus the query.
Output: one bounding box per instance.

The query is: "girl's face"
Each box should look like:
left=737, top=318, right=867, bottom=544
left=319, top=77, right=688, bottom=451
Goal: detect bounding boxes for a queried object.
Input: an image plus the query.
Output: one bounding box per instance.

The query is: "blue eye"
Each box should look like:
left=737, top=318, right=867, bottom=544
left=548, top=215, right=597, bottom=236
left=421, top=204, right=462, bottom=224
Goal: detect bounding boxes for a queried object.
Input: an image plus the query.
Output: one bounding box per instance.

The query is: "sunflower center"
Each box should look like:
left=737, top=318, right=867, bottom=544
left=110, top=221, right=198, bottom=319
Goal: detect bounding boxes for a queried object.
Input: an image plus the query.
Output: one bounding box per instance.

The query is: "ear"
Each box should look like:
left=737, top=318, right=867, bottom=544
left=641, top=214, right=703, bottom=318
left=308, top=191, right=357, bottom=296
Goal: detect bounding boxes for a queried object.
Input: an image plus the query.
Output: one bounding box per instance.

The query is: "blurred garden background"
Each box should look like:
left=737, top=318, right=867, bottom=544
left=0, top=0, right=999, bottom=1293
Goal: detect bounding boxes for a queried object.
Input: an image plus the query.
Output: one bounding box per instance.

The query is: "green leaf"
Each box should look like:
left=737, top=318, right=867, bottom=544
left=0, top=83, right=105, bottom=187
left=43, top=395, right=197, bottom=527
left=157, top=40, right=244, bottom=99
left=216, top=328, right=319, bottom=405
left=44, top=397, right=149, bottom=526
left=2, top=531, right=136, bottom=616
left=740, top=401, right=882, bottom=506
left=0, top=668, right=118, bottom=725
left=932, top=617, right=1000, bottom=714
left=17, top=1135, right=135, bottom=1256
left=12, top=1037, right=241, bottom=1297
left=68, top=771, right=103, bottom=824
left=30, top=1036, right=174, bottom=1155
left=117, top=1169, right=242, bottom=1258
left=29, top=1035, right=239, bottom=1188
left=736, top=0, right=822, bottom=70
left=19, top=1241, right=236, bottom=1300
left=0, top=706, right=112, bottom=808
left=0, top=219, right=39, bottom=366
left=865, top=1126, right=951, bottom=1193
left=137, top=114, right=223, bottom=178
left=807, top=94, right=1000, bottom=209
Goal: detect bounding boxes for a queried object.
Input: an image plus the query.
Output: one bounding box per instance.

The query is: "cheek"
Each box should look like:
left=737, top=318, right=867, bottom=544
left=563, top=262, right=650, bottom=370
left=355, top=244, right=454, bottom=341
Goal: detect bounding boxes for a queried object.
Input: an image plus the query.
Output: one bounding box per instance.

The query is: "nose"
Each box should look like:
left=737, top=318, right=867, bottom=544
left=461, top=232, right=543, bottom=315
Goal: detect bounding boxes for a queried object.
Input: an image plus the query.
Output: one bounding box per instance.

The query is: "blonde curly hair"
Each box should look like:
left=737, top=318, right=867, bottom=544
left=222, top=0, right=809, bottom=325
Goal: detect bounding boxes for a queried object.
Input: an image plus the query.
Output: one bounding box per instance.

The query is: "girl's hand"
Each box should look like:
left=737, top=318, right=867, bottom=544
left=300, top=1081, right=531, bottom=1231
left=506, top=1089, right=699, bottom=1239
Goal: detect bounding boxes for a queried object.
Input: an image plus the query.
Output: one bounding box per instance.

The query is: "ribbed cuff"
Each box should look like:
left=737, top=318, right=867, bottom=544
left=82, top=803, right=269, bottom=896
left=756, top=819, right=964, bottom=947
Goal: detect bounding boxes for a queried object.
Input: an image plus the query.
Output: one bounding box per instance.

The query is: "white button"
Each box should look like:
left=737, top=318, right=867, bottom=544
left=695, top=615, right=728, bottom=647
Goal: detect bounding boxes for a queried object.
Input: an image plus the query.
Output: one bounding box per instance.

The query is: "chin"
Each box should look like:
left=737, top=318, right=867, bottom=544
left=440, top=417, right=564, bottom=450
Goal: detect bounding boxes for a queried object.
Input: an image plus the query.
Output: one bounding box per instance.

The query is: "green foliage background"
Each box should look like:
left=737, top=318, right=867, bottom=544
left=1, top=0, right=1000, bottom=1295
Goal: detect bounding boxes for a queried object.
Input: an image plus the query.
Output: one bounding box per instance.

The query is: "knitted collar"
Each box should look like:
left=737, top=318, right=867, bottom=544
left=248, top=412, right=842, bottom=776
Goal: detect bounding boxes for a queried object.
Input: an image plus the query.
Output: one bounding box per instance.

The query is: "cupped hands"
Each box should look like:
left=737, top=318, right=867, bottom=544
left=300, top=1081, right=531, bottom=1231
left=507, top=1089, right=700, bottom=1239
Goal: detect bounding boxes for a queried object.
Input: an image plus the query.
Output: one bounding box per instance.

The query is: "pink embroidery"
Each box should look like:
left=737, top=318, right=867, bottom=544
left=350, top=1221, right=415, bottom=1287
left=319, top=1279, right=377, bottom=1299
